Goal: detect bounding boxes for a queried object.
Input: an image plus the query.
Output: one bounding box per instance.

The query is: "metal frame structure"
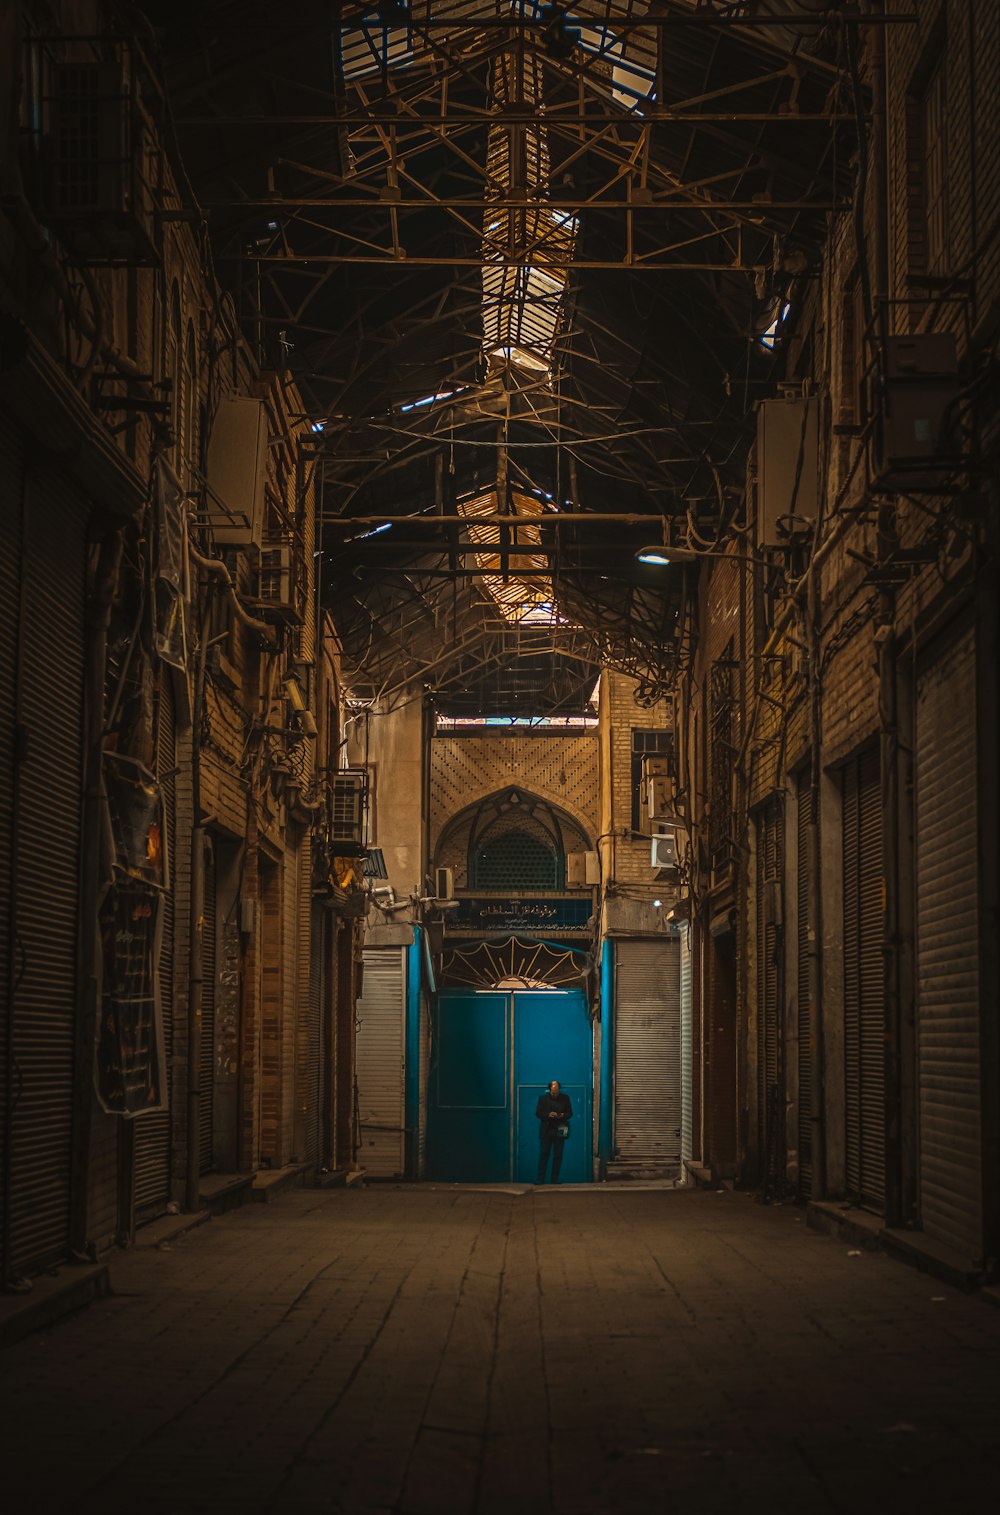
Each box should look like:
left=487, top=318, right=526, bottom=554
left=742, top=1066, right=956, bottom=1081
left=148, top=0, right=896, bottom=713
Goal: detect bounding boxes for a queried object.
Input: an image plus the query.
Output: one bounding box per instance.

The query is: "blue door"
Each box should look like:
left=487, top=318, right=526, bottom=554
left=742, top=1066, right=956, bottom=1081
left=427, top=988, right=592, bottom=1182
left=513, top=991, right=592, bottom=1184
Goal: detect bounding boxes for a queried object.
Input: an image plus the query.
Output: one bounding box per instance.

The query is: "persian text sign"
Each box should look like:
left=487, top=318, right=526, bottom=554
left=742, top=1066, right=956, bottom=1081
left=448, top=895, right=593, bottom=935
left=96, top=881, right=166, bottom=1116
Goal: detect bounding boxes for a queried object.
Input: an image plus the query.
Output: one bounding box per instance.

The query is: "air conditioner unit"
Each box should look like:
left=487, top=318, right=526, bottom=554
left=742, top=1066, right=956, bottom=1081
left=756, top=395, right=818, bottom=548
left=255, top=545, right=292, bottom=608
left=876, top=333, right=960, bottom=485
left=42, top=59, right=159, bottom=265
left=330, top=772, right=366, bottom=849
left=647, top=775, right=676, bottom=821
left=435, top=866, right=454, bottom=900
left=566, top=851, right=600, bottom=887
left=651, top=832, right=677, bottom=870
left=206, top=396, right=268, bottom=547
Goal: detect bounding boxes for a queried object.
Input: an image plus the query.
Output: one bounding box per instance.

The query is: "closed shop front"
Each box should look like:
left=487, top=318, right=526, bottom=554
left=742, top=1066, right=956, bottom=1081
left=356, top=946, right=406, bottom=1177
left=796, top=776, right=814, bottom=1197
left=200, top=845, right=217, bottom=1175
left=915, top=623, right=982, bottom=1263
left=2, top=443, right=88, bottom=1278
left=841, top=747, right=884, bottom=1211
left=613, top=938, right=681, bottom=1175
left=680, top=927, right=693, bottom=1171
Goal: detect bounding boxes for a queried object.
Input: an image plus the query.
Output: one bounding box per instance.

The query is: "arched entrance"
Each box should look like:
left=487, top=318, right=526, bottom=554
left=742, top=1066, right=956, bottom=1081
left=426, top=938, right=593, bottom=1183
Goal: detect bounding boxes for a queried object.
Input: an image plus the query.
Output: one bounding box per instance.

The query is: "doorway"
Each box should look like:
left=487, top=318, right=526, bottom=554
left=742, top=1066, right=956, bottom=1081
left=427, top=988, right=592, bottom=1183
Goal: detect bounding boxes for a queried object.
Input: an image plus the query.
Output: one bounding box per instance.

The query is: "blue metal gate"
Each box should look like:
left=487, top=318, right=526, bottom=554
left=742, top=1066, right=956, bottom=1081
left=427, top=989, right=593, bottom=1183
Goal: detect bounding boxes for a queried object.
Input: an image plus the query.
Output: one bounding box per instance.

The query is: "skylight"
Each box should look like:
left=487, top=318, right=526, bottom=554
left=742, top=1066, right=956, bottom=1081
left=457, top=488, right=576, bottom=628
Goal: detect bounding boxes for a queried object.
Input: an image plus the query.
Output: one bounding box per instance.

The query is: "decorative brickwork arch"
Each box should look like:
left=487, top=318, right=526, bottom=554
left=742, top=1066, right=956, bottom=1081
left=434, top=787, right=593, bottom=892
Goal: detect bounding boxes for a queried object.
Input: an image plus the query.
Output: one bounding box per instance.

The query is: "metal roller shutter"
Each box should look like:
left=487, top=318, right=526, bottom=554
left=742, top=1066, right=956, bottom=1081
left=134, top=675, right=176, bottom=1214
left=915, top=624, right=981, bottom=1262
left=0, top=416, right=24, bottom=1264
left=796, top=778, right=813, bottom=1196
left=200, top=846, right=217, bottom=1174
left=356, top=947, right=406, bottom=1177
left=304, top=895, right=323, bottom=1167
left=614, top=938, right=681, bottom=1173
left=680, top=928, right=693, bottom=1170
left=756, top=803, right=783, bottom=1167
left=8, top=464, right=87, bottom=1275
left=842, top=748, right=885, bottom=1211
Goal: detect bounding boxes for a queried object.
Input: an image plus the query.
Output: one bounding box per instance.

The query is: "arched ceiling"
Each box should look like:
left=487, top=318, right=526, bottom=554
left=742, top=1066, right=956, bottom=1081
left=143, top=0, right=862, bottom=713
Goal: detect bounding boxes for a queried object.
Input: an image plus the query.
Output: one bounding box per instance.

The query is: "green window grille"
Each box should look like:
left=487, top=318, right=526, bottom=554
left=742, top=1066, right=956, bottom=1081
left=473, top=828, right=560, bottom=890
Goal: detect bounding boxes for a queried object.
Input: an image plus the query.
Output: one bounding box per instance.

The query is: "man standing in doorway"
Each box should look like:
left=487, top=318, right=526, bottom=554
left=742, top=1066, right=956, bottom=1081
left=536, top=1079, right=573, bottom=1184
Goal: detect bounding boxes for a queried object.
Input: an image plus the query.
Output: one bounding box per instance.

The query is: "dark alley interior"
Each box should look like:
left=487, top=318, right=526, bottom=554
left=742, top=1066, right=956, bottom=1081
left=1, top=2, right=999, bottom=1510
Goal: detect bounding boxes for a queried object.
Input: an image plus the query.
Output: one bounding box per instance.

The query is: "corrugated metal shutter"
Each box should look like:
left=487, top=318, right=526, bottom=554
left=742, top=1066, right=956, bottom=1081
left=915, top=624, right=981, bottom=1261
left=134, top=674, right=176, bottom=1213
left=679, top=927, right=693, bottom=1169
left=8, top=464, right=87, bottom=1275
left=614, top=938, right=681, bottom=1171
left=0, top=416, right=24, bottom=1257
left=356, top=946, right=406, bottom=1177
left=756, top=803, right=783, bottom=1164
left=304, top=895, right=323, bottom=1167
left=200, top=846, right=217, bottom=1173
left=796, top=777, right=813, bottom=1197
left=842, top=748, right=885, bottom=1211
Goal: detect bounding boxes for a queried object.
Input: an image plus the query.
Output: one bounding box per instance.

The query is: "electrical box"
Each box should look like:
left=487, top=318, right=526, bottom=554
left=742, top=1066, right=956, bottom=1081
left=756, top=395, right=819, bottom=548
left=567, top=851, right=600, bottom=886
left=206, top=396, right=268, bottom=546
left=877, top=333, right=960, bottom=485
left=435, top=866, right=454, bottom=900
left=647, top=775, right=675, bottom=820
left=651, top=832, right=677, bottom=870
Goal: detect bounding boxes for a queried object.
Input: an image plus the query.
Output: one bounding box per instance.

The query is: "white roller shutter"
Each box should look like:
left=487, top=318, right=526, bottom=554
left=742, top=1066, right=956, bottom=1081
left=614, top=938, right=681, bottom=1174
left=356, top=946, right=406, bottom=1177
left=680, top=928, right=693, bottom=1170
left=916, top=623, right=982, bottom=1263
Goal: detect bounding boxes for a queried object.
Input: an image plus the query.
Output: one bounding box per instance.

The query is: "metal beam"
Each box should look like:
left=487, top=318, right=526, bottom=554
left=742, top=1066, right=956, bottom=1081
left=180, top=112, right=864, bottom=126
left=323, top=512, right=674, bottom=526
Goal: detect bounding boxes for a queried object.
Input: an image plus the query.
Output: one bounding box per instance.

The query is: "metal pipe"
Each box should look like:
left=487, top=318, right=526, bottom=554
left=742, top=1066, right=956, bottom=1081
left=184, top=596, right=211, bottom=1213
left=187, top=541, right=278, bottom=643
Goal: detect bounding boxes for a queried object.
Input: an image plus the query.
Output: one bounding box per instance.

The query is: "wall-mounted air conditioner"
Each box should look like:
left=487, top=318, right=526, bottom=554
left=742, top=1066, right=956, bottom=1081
left=255, top=545, right=293, bottom=609
left=876, top=334, right=960, bottom=485
left=41, top=56, right=160, bottom=265
left=756, top=394, right=818, bottom=548
left=435, top=866, right=454, bottom=900
left=206, top=396, right=268, bottom=546
left=651, top=831, right=677, bottom=870
left=330, top=772, right=367, bottom=849
left=566, top=851, right=600, bottom=887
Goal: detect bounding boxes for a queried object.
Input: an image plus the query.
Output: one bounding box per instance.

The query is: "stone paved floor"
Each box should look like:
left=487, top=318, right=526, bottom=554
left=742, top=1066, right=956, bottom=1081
left=2, top=1185, right=999, bottom=1514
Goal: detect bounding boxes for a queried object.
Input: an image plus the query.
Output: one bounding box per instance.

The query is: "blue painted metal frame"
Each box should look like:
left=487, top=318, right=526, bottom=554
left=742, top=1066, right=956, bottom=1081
left=405, top=928, right=422, bottom=1178
left=598, top=937, right=615, bottom=1178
